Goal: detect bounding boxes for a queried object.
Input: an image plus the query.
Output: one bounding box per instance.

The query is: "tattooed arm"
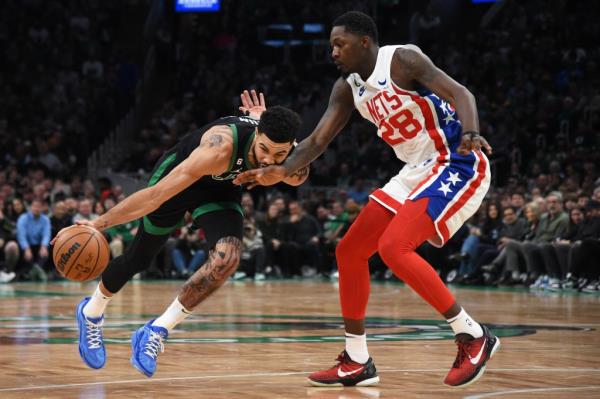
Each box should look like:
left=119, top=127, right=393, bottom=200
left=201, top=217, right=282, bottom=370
left=178, top=236, right=242, bottom=309
left=51, top=126, right=234, bottom=238
left=282, top=165, right=310, bottom=186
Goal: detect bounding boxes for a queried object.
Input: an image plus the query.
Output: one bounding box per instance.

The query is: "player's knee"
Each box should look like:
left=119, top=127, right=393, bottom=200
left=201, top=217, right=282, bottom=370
left=378, top=235, right=412, bottom=262
left=211, top=236, right=241, bottom=276
left=336, top=234, right=364, bottom=262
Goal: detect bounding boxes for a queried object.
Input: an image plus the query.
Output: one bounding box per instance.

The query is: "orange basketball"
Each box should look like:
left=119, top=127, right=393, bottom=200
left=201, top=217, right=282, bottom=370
left=52, top=225, right=110, bottom=282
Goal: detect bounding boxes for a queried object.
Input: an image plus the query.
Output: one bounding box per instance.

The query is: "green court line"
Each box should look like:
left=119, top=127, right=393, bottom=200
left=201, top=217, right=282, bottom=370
left=37, top=328, right=539, bottom=345
left=0, top=290, right=80, bottom=298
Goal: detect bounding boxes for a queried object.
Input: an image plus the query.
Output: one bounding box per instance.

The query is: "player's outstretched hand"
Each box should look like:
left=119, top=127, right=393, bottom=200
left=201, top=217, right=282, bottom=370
left=239, top=89, right=266, bottom=119
left=233, top=165, right=287, bottom=189
left=457, top=132, right=492, bottom=156
left=50, top=220, right=97, bottom=246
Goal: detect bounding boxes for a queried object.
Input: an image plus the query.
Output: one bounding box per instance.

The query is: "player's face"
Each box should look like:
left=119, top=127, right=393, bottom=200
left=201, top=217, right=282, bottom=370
left=330, top=26, right=365, bottom=76
left=253, top=132, right=293, bottom=167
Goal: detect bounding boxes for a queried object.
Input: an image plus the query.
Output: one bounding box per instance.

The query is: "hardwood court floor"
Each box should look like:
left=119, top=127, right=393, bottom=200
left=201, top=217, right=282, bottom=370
left=0, top=280, right=599, bottom=398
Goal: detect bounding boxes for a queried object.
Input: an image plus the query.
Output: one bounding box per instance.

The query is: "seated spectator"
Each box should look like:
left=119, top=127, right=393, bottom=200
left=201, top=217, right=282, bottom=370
left=16, top=199, right=51, bottom=281
left=452, top=202, right=502, bottom=282
left=526, top=192, right=570, bottom=288
left=236, top=218, right=266, bottom=281
left=347, top=179, right=370, bottom=205
left=50, top=201, right=72, bottom=236
left=105, top=219, right=139, bottom=258
left=555, top=201, right=600, bottom=292
left=169, top=226, right=207, bottom=278
left=241, top=192, right=264, bottom=223
left=483, top=201, right=541, bottom=284
left=0, top=202, right=19, bottom=283
left=546, top=206, right=586, bottom=290
left=481, top=206, right=528, bottom=285
left=280, top=200, right=321, bottom=277
left=73, top=198, right=98, bottom=222
left=257, top=202, right=285, bottom=277
left=510, top=193, right=526, bottom=218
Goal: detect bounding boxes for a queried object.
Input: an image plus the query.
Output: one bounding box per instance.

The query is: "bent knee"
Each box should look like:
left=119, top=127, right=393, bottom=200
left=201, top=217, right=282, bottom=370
left=336, top=234, right=368, bottom=261
left=211, top=236, right=242, bottom=273
left=378, top=236, right=413, bottom=262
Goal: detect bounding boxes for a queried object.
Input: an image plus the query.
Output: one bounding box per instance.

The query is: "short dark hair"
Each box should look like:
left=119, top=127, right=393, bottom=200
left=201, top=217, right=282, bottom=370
left=503, top=206, right=517, bottom=214
left=333, top=11, right=378, bottom=43
left=258, top=105, right=300, bottom=143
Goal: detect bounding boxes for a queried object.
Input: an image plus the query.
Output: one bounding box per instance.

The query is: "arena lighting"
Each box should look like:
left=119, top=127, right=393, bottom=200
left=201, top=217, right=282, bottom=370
left=303, top=23, right=324, bottom=33
left=175, top=0, right=220, bottom=12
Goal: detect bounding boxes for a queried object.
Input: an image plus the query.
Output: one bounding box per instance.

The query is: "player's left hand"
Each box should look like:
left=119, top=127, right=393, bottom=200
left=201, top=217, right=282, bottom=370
left=233, top=165, right=287, bottom=189
left=239, top=89, right=266, bottom=119
left=457, top=131, right=492, bottom=156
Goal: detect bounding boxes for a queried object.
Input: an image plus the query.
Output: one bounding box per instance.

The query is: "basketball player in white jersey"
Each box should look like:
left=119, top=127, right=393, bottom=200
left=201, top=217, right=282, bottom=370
left=234, top=11, right=498, bottom=388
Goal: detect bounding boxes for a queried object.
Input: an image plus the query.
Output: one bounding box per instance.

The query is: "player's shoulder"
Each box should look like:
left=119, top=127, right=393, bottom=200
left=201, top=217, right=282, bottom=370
left=200, top=124, right=235, bottom=151
left=392, top=44, right=424, bottom=59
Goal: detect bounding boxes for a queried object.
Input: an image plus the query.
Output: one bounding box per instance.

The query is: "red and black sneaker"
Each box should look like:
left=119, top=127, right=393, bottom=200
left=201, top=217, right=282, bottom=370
left=308, top=350, right=379, bottom=387
left=444, top=324, right=500, bottom=388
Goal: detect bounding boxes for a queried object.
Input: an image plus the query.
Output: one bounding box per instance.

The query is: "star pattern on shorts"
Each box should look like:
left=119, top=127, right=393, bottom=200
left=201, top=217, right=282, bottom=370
left=440, top=100, right=450, bottom=114
left=438, top=181, right=453, bottom=197
left=439, top=100, right=456, bottom=124
left=446, top=171, right=462, bottom=186
left=443, top=113, right=455, bottom=124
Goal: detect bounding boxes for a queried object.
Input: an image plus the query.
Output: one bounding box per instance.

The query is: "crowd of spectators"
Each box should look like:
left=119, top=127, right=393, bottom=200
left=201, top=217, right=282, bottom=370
left=1, top=1, right=599, bottom=293
left=0, top=0, right=139, bottom=181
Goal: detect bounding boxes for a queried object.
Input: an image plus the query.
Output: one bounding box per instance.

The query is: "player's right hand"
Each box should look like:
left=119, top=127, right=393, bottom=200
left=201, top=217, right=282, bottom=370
left=233, top=165, right=287, bottom=189
left=50, top=220, right=98, bottom=246
left=457, top=132, right=492, bottom=156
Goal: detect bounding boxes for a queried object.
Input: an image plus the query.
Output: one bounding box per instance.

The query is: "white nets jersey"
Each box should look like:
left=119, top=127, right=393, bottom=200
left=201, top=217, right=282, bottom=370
left=346, top=45, right=490, bottom=247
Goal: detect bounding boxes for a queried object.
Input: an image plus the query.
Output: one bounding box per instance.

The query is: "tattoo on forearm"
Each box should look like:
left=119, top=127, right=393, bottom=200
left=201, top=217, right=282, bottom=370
left=178, top=236, right=241, bottom=309
left=284, top=141, right=318, bottom=173
left=290, top=166, right=309, bottom=180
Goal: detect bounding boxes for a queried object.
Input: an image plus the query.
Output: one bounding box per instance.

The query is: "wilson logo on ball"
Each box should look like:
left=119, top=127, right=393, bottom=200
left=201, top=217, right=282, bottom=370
left=57, top=242, right=81, bottom=270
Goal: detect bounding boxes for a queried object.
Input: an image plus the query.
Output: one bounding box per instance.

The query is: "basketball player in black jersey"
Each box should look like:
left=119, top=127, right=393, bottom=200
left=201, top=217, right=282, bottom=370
left=52, top=91, right=309, bottom=377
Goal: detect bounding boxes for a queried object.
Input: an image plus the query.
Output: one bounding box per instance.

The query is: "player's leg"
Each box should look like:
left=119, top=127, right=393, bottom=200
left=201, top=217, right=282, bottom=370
left=131, top=209, right=243, bottom=377
left=76, top=220, right=173, bottom=369
left=377, top=197, right=499, bottom=388
left=308, top=200, right=393, bottom=387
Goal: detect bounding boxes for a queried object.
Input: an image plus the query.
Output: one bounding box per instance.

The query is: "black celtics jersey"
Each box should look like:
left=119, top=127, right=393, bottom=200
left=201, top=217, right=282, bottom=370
left=142, top=116, right=258, bottom=234
left=161, top=115, right=258, bottom=188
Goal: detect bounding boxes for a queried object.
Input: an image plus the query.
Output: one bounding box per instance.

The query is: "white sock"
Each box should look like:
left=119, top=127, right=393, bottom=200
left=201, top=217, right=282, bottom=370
left=447, top=308, right=483, bottom=338
left=152, top=298, right=193, bottom=332
left=83, top=285, right=112, bottom=319
left=345, top=332, right=369, bottom=364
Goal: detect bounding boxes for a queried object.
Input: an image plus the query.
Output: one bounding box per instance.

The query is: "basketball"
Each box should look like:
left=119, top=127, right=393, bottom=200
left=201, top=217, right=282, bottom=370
left=52, top=225, right=110, bottom=282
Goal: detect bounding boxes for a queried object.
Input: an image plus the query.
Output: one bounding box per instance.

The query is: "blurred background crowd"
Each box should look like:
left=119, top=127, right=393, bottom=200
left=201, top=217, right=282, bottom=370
left=1, top=0, right=599, bottom=293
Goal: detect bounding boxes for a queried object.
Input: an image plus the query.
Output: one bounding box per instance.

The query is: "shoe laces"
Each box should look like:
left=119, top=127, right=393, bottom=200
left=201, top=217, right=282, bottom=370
left=452, top=341, right=470, bottom=368
left=327, top=351, right=351, bottom=370
left=85, top=318, right=103, bottom=349
left=143, top=330, right=166, bottom=359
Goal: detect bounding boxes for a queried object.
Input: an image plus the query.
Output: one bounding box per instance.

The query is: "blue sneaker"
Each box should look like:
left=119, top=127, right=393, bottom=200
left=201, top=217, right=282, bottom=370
left=76, top=297, right=106, bottom=369
left=130, top=320, right=168, bottom=377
